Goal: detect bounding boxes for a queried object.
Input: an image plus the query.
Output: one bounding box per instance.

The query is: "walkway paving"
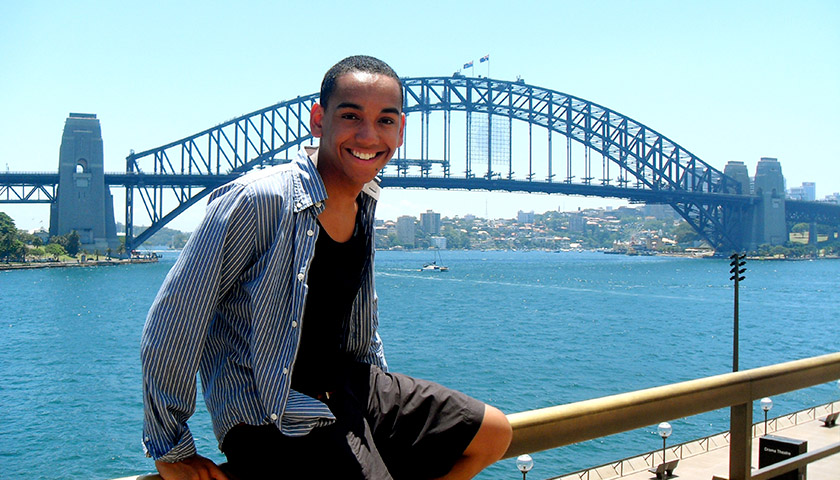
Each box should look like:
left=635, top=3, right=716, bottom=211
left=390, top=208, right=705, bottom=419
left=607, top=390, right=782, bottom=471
left=554, top=418, right=839, bottom=480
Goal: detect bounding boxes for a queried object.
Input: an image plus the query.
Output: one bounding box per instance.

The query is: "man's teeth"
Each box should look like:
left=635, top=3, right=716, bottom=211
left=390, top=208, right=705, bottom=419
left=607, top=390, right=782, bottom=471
left=352, top=150, right=376, bottom=160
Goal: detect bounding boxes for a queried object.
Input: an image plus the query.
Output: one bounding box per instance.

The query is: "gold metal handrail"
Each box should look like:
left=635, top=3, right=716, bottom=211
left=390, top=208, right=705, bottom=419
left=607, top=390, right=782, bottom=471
left=502, top=351, right=840, bottom=480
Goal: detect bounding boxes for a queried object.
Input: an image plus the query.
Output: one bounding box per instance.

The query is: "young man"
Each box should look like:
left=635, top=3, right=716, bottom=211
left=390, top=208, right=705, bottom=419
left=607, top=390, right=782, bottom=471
left=141, top=55, right=512, bottom=480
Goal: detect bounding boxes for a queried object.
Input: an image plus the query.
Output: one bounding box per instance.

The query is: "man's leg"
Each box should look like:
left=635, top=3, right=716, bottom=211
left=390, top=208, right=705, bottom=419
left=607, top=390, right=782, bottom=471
left=361, top=364, right=512, bottom=480
left=433, top=404, right=512, bottom=480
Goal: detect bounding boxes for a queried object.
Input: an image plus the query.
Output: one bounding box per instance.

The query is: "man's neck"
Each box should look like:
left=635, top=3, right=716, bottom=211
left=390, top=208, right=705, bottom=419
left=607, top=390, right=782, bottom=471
left=317, top=166, right=362, bottom=243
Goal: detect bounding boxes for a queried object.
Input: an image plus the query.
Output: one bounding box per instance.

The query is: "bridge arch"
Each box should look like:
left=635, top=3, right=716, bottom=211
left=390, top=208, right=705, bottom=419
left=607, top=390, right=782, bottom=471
left=123, top=76, right=750, bottom=251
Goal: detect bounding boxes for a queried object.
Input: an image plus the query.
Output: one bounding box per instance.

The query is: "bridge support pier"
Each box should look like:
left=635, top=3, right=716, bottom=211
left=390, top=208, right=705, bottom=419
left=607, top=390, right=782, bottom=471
left=49, top=113, right=119, bottom=253
left=752, top=157, right=787, bottom=248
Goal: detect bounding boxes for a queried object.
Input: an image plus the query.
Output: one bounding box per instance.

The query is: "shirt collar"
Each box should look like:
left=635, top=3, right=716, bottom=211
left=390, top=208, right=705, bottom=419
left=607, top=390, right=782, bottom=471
left=293, top=146, right=381, bottom=214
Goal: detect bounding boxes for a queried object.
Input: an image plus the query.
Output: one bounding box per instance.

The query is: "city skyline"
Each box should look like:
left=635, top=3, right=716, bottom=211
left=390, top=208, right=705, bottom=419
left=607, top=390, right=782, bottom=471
left=2, top=1, right=838, bottom=232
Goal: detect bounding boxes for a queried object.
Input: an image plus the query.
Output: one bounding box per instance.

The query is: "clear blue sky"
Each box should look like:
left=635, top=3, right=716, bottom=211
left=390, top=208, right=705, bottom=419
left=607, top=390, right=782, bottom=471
left=2, top=0, right=838, bottom=232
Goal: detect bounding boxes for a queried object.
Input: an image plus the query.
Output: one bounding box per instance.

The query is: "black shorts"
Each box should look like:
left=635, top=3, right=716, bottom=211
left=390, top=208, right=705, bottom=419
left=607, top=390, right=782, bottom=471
left=221, top=362, right=485, bottom=480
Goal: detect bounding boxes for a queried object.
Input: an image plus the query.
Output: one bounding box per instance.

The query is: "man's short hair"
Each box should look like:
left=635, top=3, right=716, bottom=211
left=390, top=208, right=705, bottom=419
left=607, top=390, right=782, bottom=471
left=320, top=55, right=403, bottom=109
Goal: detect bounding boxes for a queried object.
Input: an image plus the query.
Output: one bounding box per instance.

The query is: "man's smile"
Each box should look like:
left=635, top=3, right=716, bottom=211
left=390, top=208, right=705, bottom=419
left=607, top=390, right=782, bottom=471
left=349, top=149, right=380, bottom=161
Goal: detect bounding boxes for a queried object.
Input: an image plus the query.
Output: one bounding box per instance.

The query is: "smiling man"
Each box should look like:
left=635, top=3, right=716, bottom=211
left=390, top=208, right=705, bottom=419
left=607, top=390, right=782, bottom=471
left=141, top=56, right=511, bottom=480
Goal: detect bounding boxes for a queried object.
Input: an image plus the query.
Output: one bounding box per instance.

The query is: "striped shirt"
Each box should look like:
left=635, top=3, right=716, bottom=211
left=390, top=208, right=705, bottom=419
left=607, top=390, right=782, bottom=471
left=140, top=147, right=387, bottom=462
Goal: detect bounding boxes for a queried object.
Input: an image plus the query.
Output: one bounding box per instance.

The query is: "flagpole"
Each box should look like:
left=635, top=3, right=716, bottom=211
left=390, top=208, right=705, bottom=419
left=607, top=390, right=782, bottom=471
left=480, top=54, right=490, bottom=78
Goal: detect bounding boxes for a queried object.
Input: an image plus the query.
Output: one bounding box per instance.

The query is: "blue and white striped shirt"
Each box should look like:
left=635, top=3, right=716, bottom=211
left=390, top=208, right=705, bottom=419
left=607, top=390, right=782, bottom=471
left=140, top=147, right=387, bottom=462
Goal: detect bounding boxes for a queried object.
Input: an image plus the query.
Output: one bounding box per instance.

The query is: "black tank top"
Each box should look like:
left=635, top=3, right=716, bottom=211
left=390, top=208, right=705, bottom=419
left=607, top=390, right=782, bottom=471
left=291, top=209, right=368, bottom=395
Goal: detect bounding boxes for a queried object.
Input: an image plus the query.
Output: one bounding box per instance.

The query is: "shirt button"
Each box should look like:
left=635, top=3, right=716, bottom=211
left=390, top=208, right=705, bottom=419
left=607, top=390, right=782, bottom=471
left=291, top=321, right=298, bottom=328
left=270, top=413, right=278, bottom=421
left=282, top=367, right=288, bottom=375
left=314, top=201, right=323, bottom=208
left=306, top=229, right=314, bottom=237
left=297, top=273, right=304, bottom=281
left=144, top=436, right=150, bottom=442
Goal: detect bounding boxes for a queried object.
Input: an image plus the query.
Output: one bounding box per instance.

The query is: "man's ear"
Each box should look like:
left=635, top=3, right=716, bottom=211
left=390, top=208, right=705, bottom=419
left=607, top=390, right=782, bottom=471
left=397, top=112, right=406, bottom=148
left=310, top=103, right=324, bottom=138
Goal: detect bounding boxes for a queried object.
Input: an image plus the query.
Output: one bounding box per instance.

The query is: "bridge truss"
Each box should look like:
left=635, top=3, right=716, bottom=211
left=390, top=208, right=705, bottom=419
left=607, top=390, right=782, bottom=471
left=122, top=76, right=754, bottom=251
left=0, top=172, right=58, bottom=204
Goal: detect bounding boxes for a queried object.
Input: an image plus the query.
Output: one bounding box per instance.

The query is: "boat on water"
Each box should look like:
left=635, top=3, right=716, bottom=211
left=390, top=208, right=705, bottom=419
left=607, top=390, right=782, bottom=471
left=420, top=261, right=448, bottom=272
left=420, top=249, right=448, bottom=272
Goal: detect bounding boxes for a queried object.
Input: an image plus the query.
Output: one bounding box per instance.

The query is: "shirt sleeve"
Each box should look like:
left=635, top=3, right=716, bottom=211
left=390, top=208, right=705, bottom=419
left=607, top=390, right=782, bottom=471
left=140, top=182, right=257, bottom=462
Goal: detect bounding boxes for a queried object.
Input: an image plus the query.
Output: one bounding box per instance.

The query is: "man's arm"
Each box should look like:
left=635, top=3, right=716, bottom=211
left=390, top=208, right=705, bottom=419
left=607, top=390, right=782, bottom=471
left=141, top=183, right=256, bottom=464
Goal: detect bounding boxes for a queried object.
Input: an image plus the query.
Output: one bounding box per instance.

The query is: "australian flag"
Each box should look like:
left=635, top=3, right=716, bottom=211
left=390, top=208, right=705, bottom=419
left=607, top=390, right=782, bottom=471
left=463, top=61, right=473, bottom=69
left=480, top=54, right=489, bottom=63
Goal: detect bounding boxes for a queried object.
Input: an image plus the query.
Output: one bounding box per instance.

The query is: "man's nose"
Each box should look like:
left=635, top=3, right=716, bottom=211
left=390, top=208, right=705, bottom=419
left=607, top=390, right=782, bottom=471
left=355, top=120, right=377, bottom=144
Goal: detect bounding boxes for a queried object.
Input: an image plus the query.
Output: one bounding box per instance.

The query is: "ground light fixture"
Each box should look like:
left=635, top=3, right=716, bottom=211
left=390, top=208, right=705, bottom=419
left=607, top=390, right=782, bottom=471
left=761, top=397, right=773, bottom=435
left=657, top=422, right=672, bottom=466
left=516, top=454, right=534, bottom=480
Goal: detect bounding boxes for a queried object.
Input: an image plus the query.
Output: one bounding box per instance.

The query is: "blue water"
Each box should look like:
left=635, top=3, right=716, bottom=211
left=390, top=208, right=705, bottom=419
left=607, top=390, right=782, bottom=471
left=0, top=251, right=838, bottom=480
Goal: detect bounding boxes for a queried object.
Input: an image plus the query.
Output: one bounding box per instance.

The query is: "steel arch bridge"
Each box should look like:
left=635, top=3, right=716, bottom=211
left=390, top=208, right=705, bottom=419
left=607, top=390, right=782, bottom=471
left=120, top=76, right=755, bottom=251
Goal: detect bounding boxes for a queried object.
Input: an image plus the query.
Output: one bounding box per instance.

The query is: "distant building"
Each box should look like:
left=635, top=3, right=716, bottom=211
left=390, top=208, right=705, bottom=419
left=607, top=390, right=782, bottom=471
left=787, top=182, right=816, bottom=201
left=568, top=213, right=585, bottom=232
left=517, top=210, right=535, bottom=224
left=430, top=236, right=447, bottom=249
left=420, top=209, right=441, bottom=234
left=32, top=228, right=50, bottom=244
left=396, top=215, right=416, bottom=247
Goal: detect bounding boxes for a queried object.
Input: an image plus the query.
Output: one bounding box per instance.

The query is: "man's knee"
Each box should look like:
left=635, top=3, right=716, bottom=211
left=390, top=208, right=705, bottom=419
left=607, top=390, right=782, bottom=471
left=468, top=405, right=513, bottom=461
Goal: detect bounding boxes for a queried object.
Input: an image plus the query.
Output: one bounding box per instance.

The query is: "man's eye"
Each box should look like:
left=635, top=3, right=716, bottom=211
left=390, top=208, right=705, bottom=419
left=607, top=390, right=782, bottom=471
left=341, top=113, right=359, bottom=120
left=380, top=117, right=396, bottom=125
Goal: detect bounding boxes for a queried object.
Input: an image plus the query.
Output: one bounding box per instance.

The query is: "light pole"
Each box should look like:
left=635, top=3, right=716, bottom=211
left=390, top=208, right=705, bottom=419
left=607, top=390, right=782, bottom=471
left=516, top=454, right=534, bottom=480
left=657, top=422, right=672, bottom=466
left=761, top=397, right=773, bottom=435
left=729, top=253, right=746, bottom=372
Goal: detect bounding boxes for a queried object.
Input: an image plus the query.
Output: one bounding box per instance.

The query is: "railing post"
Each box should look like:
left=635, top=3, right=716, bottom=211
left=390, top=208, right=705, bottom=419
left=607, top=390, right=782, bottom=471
left=729, top=402, right=753, bottom=480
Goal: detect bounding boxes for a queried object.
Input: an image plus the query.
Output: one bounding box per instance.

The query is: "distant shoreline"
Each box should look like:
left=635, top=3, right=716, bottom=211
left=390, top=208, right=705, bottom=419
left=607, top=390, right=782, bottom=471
left=0, top=257, right=159, bottom=271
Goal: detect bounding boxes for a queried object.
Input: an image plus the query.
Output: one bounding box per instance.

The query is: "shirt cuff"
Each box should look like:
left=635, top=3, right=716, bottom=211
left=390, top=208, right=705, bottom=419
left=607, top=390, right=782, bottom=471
left=143, top=430, right=197, bottom=462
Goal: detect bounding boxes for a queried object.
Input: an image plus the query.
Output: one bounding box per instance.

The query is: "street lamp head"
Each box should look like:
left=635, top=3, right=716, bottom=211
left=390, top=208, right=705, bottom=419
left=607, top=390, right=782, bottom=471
left=761, top=397, right=773, bottom=412
left=516, top=454, right=534, bottom=473
left=657, top=422, right=672, bottom=439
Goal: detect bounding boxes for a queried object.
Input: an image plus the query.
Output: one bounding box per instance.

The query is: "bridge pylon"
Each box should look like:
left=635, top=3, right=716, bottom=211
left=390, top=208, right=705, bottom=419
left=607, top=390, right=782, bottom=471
left=49, top=113, right=120, bottom=252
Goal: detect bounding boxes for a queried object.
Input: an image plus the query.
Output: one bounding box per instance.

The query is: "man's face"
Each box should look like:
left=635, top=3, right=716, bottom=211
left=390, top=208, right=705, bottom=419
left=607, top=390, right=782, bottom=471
left=311, top=71, right=405, bottom=191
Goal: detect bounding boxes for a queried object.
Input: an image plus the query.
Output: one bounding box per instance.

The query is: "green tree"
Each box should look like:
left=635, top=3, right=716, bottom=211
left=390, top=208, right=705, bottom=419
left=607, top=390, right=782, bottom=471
left=51, top=231, right=81, bottom=256
left=1, top=212, right=26, bottom=260
left=45, top=243, right=67, bottom=259
left=791, top=222, right=810, bottom=234
left=673, top=222, right=702, bottom=244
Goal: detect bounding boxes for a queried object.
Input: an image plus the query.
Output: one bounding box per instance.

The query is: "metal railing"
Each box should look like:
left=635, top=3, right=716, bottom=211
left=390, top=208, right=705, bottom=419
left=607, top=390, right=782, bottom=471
left=551, top=402, right=839, bottom=480
left=502, top=351, right=840, bottom=480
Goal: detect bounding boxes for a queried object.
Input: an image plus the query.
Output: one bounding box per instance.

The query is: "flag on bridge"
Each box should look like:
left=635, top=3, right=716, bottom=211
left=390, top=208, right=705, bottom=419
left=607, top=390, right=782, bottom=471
left=480, top=54, right=489, bottom=63
left=464, top=61, right=473, bottom=69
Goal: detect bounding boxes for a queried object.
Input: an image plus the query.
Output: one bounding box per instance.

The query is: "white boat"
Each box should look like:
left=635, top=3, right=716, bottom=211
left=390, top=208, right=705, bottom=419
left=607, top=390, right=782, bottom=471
left=420, top=250, right=449, bottom=272
left=420, top=261, right=449, bottom=272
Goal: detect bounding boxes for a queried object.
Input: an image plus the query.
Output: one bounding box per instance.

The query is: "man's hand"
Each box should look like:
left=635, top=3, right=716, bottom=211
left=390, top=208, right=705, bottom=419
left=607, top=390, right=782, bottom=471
left=155, top=454, right=229, bottom=480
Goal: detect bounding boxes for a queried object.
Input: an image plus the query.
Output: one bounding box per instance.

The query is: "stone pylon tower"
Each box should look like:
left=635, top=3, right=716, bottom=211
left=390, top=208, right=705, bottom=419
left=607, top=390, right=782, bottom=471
left=752, top=157, right=787, bottom=246
left=49, top=113, right=119, bottom=252
left=723, top=161, right=756, bottom=251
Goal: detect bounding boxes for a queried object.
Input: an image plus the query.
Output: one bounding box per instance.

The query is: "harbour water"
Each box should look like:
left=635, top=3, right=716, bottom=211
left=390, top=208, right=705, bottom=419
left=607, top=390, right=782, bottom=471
left=0, top=250, right=838, bottom=480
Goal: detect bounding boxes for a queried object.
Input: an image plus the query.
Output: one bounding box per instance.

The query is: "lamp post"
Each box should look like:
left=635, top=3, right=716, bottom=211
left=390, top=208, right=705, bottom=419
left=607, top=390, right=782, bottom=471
left=761, top=397, right=773, bottom=435
left=729, top=253, right=746, bottom=372
left=657, top=422, right=672, bottom=466
left=516, top=454, right=534, bottom=480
